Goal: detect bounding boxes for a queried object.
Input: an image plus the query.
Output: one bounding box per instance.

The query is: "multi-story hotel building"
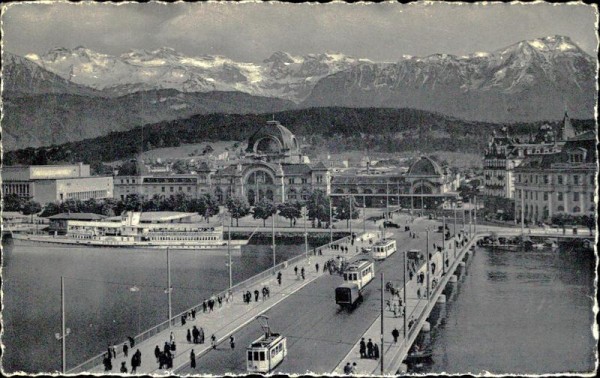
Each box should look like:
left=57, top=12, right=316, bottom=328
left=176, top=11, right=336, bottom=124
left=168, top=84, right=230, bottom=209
left=514, top=131, right=596, bottom=223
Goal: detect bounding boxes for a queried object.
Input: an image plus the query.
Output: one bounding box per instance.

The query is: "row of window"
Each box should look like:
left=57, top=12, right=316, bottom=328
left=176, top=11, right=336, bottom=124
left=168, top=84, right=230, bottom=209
left=2, top=183, right=31, bottom=196
left=517, top=173, right=594, bottom=186
left=65, top=190, right=108, bottom=201
left=518, top=190, right=594, bottom=203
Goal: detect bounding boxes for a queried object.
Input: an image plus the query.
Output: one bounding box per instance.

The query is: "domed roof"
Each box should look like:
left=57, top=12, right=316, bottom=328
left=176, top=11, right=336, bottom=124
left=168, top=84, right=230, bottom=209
left=246, top=120, right=299, bottom=155
left=408, top=156, right=443, bottom=176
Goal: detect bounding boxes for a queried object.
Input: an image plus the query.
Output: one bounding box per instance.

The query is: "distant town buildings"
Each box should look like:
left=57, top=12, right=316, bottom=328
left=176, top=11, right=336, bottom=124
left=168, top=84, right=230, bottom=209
left=1, top=163, right=113, bottom=204
left=482, top=112, right=575, bottom=199
left=3, top=120, right=462, bottom=210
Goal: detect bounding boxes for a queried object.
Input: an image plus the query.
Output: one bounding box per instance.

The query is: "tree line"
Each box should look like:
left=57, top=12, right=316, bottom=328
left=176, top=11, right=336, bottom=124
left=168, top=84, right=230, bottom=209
left=2, top=189, right=361, bottom=227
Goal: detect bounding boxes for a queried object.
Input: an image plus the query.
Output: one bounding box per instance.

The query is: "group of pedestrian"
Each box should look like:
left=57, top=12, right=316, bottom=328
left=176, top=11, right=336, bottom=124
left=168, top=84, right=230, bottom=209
left=293, top=266, right=306, bottom=280
left=261, top=286, right=270, bottom=300
left=155, top=342, right=174, bottom=370
left=190, top=325, right=205, bottom=344
left=243, top=290, right=254, bottom=304
left=181, top=309, right=197, bottom=326
left=343, top=362, right=358, bottom=374
left=201, top=296, right=222, bottom=313
left=359, top=338, right=379, bottom=360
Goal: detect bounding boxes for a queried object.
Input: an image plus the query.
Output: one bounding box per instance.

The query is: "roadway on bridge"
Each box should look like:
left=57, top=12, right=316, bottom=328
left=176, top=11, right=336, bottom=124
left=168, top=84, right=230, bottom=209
left=177, top=215, right=442, bottom=375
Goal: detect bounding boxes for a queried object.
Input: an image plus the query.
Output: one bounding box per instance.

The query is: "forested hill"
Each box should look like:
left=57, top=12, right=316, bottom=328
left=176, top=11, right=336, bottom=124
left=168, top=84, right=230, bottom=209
left=4, top=107, right=595, bottom=167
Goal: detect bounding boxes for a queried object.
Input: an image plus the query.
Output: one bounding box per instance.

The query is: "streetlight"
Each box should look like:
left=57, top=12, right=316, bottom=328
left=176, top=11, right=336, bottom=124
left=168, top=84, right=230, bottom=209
left=165, top=248, right=173, bottom=329
left=302, top=206, right=308, bottom=260
left=55, top=276, right=71, bottom=373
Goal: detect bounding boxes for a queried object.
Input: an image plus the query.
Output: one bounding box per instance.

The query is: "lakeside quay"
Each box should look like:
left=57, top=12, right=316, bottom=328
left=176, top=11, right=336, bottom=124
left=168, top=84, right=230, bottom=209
left=69, top=231, right=380, bottom=374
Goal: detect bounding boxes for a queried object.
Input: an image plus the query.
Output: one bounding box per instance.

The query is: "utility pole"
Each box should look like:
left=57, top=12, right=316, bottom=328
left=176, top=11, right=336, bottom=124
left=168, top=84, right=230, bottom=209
left=380, top=272, right=384, bottom=375
left=349, top=195, right=353, bottom=237
left=272, top=212, right=276, bottom=269
left=521, top=189, right=525, bottom=235
left=403, top=250, right=407, bottom=339
left=303, top=207, right=308, bottom=260
left=426, top=229, right=430, bottom=300
left=59, top=276, right=68, bottom=373
left=228, top=214, right=232, bottom=289
left=442, top=215, right=446, bottom=275
left=363, top=195, right=366, bottom=234
left=167, top=248, right=172, bottom=329
left=474, top=196, right=477, bottom=234
left=386, top=181, right=389, bottom=219
left=329, top=198, right=333, bottom=244
left=453, top=207, right=457, bottom=258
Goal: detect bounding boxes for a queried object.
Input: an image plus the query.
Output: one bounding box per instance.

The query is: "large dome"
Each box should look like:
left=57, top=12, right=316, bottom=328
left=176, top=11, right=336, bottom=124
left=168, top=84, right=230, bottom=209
left=408, top=156, right=443, bottom=176
left=247, top=120, right=299, bottom=155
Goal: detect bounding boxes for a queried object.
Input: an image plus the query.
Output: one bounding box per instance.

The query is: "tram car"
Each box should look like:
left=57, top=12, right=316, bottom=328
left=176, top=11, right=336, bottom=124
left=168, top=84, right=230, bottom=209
left=372, top=239, right=397, bottom=260
left=335, top=259, right=375, bottom=308
left=246, top=316, right=287, bottom=373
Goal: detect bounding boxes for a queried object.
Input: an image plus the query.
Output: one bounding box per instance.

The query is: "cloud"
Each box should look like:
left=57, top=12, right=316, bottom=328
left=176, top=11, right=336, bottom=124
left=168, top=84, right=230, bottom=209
left=2, top=1, right=597, bottom=62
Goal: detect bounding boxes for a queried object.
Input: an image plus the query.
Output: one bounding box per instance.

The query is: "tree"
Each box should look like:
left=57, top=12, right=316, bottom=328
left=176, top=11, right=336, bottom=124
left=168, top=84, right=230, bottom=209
left=81, top=198, right=100, bottom=214
left=142, top=195, right=163, bottom=212
left=336, top=196, right=360, bottom=227
left=225, top=196, right=250, bottom=227
left=122, top=194, right=142, bottom=212
left=117, top=160, right=139, bottom=176
left=306, top=190, right=331, bottom=223
left=277, top=201, right=302, bottom=227
left=2, top=193, right=23, bottom=212
left=171, top=193, right=191, bottom=212
left=59, top=198, right=81, bottom=213
left=201, top=193, right=220, bottom=222
left=171, top=160, right=189, bottom=174
left=40, top=202, right=60, bottom=217
left=22, top=200, right=42, bottom=221
left=252, top=198, right=276, bottom=227
left=101, top=198, right=120, bottom=216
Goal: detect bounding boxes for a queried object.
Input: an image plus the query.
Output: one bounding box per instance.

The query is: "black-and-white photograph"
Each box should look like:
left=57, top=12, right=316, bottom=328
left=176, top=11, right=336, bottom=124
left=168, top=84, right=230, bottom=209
left=1, top=1, right=597, bottom=375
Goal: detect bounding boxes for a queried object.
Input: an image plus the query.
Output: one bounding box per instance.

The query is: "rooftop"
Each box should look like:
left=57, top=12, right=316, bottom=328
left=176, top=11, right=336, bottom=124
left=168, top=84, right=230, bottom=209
left=48, top=213, right=107, bottom=221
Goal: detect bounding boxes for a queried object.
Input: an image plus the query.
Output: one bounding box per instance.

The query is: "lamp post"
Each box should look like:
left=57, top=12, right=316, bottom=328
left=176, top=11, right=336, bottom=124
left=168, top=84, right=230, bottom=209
left=272, top=210, right=276, bottom=269
left=426, top=229, right=430, bottom=300
left=166, top=248, right=173, bottom=329
left=442, top=215, right=446, bottom=275
left=403, top=250, right=407, bottom=338
left=329, top=197, right=333, bottom=244
left=55, top=276, right=71, bottom=373
left=303, top=206, right=308, bottom=260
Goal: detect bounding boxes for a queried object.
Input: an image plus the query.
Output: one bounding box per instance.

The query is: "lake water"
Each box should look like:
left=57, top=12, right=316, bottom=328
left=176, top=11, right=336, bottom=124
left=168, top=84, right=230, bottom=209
left=423, top=244, right=596, bottom=374
left=1, top=237, right=313, bottom=373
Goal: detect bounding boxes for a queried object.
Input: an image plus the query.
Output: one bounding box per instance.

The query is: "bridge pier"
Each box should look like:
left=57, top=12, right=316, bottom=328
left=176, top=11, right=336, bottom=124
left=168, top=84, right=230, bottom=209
left=397, top=363, right=408, bottom=374
left=429, top=294, right=447, bottom=327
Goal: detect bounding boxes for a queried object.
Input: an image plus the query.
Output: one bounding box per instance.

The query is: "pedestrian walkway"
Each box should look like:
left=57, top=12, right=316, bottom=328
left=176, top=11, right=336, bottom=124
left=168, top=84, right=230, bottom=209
left=76, top=232, right=380, bottom=375
left=333, top=231, right=473, bottom=375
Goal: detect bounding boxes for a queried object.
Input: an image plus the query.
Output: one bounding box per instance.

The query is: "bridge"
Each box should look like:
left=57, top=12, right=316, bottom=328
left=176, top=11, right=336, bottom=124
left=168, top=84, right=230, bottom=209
left=65, top=211, right=594, bottom=375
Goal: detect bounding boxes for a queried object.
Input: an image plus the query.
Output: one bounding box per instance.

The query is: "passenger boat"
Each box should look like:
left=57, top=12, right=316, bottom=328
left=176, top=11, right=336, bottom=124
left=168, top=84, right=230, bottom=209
left=11, top=211, right=245, bottom=250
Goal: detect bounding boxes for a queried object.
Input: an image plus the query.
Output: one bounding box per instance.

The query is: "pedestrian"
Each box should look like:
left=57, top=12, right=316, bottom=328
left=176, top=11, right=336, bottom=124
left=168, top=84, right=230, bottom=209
left=277, top=271, right=282, bottom=285
left=187, top=328, right=192, bottom=343
left=123, top=342, right=129, bottom=357
left=315, top=263, right=319, bottom=273
left=111, top=344, right=117, bottom=359
left=191, top=309, right=196, bottom=320
left=366, top=338, right=373, bottom=358
left=373, top=343, right=379, bottom=359
left=343, top=362, right=352, bottom=374
left=359, top=338, right=366, bottom=358
left=171, top=340, right=177, bottom=352
left=218, top=296, right=223, bottom=307
left=392, top=328, right=400, bottom=343
left=351, top=362, right=357, bottom=374
left=158, top=352, right=165, bottom=369
left=301, top=267, right=305, bottom=280
left=192, top=326, right=199, bottom=344
left=200, top=327, right=205, bottom=344
left=164, top=341, right=170, bottom=354
left=211, top=334, right=217, bottom=349
left=103, top=353, right=111, bottom=371
left=134, top=349, right=141, bottom=370
left=202, top=299, right=208, bottom=313
left=254, top=289, right=259, bottom=302
left=154, top=345, right=161, bottom=362
left=294, top=266, right=298, bottom=277
left=230, top=335, right=235, bottom=349
left=130, top=354, right=138, bottom=373
left=181, top=314, right=186, bottom=326
left=170, top=331, right=174, bottom=343
left=120, top=361, right=127, bottom=373
left=128, top=336, right=135, bottom=348
left=190, top=349, right=196, bottom=369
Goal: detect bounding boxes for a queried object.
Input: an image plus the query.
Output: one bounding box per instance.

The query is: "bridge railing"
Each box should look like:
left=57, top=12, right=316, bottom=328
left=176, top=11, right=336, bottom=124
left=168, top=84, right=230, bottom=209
left=67, top=232, right=359, bottom=374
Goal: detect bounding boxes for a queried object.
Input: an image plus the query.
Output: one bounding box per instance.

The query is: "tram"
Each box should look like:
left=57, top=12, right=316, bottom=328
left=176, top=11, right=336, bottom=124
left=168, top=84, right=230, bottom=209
left=372, top=239, right=397, bottom=260
left=335, top=259, right=375, bottom=308
left=246, top=316, right=287, bottom=373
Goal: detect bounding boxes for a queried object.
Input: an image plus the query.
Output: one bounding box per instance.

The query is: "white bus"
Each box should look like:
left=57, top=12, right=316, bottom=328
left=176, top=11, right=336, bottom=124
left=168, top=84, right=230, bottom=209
left=372, top=239, right=397, bottom=260
left=247, top=316, right=287, bottom=373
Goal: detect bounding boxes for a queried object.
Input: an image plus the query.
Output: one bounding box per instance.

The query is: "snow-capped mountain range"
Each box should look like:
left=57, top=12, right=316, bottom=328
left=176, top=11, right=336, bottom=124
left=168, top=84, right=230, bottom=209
left=303, top=35, right=596, bottom=122
left=24, top=47, right=372, bottom=101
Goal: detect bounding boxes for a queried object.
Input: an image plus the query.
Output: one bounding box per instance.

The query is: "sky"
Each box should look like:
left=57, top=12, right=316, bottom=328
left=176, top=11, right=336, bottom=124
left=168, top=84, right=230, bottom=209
left=2, top=1, right=598, bottom=62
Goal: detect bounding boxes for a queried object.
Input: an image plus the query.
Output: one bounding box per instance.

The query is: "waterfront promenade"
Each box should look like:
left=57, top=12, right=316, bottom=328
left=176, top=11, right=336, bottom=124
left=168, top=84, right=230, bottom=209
left=71, top=230, right=380, bottom=374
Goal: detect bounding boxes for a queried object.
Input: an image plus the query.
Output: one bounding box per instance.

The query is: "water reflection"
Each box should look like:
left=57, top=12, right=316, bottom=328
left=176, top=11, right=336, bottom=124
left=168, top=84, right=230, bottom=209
left=423, top=244, right=595, bottom=375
